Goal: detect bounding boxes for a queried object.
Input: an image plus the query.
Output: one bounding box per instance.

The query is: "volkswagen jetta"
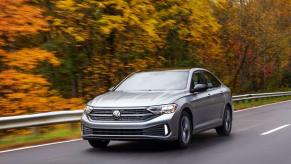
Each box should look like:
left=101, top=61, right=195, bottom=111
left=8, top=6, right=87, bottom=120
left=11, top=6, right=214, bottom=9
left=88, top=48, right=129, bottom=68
left=81, top=68, right=233, bottom=148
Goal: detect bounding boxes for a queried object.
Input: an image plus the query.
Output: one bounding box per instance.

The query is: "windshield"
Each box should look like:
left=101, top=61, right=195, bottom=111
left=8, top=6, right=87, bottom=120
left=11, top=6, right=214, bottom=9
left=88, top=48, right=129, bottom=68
left=115, top=71, right=189, bottom=91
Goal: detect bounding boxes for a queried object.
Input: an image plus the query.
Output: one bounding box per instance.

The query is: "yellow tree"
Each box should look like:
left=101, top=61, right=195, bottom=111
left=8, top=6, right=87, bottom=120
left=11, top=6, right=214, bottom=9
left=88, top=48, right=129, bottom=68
left=0, top=0, right=83, bottom=116
left=52, top=0, right=165, bottom=98
left=152, top=0, right=223, bottom=73
left=50, top=0, right=223, bottom=98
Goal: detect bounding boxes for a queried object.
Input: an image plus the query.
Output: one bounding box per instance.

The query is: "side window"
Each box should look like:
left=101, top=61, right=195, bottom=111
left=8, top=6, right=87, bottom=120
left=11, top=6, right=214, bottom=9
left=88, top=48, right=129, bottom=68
left=192, top=73, right=199, bottom=86
left=191, top=72, right=207, bottom=89
left=203, top=71, right=221, bottom=88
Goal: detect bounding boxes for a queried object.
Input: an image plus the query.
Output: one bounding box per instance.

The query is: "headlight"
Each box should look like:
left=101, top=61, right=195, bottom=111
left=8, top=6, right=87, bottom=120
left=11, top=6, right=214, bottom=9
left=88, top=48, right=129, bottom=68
left=84, top=106, right=93, bottom=115
left=147, top=104, right=177, bottom=114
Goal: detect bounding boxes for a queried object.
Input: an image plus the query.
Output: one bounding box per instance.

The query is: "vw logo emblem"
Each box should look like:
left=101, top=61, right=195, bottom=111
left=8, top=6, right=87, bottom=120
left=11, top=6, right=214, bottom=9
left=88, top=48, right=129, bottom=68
left=112, top=110, right=121, bottom=120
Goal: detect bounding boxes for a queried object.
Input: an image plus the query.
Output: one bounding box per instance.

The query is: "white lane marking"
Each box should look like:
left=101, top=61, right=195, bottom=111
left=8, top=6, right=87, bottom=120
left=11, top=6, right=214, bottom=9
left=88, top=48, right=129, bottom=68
left=0, top=139, right=82, bottom=154
left=261, top=124, right=290, bottom=136
left=234, top=100, right=291, bottom=113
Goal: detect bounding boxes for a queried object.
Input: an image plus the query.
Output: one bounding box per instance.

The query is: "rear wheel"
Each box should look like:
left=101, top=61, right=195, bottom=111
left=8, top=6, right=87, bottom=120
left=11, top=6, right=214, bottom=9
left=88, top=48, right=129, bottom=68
left=216, top=106, right=232, bottom=136
left=175, top=111, right=192, bottom=148
left=88, top=139, right=110, bottom=148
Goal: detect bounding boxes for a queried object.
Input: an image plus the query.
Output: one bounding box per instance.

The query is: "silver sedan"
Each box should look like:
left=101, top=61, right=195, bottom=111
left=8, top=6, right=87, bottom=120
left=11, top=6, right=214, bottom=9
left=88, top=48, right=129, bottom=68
left=81, top=68, right=233, bottom=148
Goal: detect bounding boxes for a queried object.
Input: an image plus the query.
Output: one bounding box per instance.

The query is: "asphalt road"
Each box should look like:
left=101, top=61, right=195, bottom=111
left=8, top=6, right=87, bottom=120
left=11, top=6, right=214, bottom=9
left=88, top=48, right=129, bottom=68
left=1, top=101, right=291, bottom=164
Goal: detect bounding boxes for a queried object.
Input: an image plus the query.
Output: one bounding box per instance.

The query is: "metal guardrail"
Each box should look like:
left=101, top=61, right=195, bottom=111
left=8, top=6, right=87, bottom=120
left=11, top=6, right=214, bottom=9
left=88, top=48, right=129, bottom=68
left=0, top=110, right=83, bottom=130
left=1, top=91, right=291, bottom=130
left=232, top=91, right=291, bottom=102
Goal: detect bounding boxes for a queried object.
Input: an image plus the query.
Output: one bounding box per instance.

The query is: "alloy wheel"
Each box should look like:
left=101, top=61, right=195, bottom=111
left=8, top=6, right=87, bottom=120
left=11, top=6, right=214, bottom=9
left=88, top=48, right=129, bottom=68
left=181, top=116, right=191, bottom=144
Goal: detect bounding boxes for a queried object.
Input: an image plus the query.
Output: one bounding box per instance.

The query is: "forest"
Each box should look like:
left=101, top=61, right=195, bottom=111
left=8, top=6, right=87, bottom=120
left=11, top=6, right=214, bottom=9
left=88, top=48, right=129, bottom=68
left=0, top=0, right=290, bottom=116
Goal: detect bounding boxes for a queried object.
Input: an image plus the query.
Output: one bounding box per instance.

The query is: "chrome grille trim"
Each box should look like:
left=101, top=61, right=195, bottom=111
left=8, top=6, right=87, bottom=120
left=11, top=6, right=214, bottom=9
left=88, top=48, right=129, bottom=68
left=88, top=107, right=156, bottom=121
left=90, top=113, right=153, bottom=117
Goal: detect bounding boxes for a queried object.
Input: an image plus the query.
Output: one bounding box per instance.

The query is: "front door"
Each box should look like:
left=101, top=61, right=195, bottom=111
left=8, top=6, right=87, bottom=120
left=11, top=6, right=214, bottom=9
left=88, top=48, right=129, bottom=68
left=189, top=71, right=213, bottom=127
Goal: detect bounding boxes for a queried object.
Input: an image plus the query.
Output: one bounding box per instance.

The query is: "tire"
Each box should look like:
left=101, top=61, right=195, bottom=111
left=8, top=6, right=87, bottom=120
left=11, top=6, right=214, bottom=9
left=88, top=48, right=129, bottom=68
left=216, top=106, right=232, bottom=136
left=175, top=111, right=192, bottom=148
left=88, top=139, right=110, bottom=148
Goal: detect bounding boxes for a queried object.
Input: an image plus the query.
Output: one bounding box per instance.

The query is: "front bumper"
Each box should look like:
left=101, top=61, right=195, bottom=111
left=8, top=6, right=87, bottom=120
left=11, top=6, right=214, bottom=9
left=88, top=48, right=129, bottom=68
left=81, top=113, right=179, bottom=141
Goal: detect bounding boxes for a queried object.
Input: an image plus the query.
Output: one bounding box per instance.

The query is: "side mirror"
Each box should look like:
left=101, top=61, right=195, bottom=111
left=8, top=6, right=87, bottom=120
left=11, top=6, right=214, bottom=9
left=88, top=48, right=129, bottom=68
left=190, top=84, right=208, bottom=93
left=108, top=86, right=115, bottom=91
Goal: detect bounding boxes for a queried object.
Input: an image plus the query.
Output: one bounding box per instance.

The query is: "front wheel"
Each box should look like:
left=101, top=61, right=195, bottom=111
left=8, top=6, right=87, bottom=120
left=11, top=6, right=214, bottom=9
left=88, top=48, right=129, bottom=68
left=216, top=106, right=232, bottom=136
left=88, top=139, right=110, bottom=148
left=175, top=111, right=192, bottom=148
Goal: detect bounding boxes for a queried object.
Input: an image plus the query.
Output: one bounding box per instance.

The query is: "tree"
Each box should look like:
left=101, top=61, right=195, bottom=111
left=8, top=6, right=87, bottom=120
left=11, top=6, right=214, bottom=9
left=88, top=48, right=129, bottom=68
left=153, top=0, right=222, bottom=71
left=43, top=0, right=165, bottom=98
left=6, top=0, right=288, bottom=103
left=212, top=0, right=291, bottom=92
left=41, top=0, right=223, bottom=98
left=0, top=0, right=82, bottom=116
left=0, top=0, right=47, bottom=47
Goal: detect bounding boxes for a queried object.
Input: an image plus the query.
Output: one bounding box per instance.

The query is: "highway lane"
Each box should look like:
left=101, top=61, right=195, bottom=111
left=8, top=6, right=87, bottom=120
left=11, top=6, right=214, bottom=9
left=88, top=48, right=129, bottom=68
left=1, top=101, right=291, bottom=164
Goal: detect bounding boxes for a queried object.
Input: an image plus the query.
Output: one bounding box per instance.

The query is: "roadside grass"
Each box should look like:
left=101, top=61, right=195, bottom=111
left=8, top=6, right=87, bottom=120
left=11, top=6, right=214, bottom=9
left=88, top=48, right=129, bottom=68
left=234, top=95, right=291, bottom=110
left=1, top=95, right=291, bottom=151
left=0, top=124, right=81, bottom=151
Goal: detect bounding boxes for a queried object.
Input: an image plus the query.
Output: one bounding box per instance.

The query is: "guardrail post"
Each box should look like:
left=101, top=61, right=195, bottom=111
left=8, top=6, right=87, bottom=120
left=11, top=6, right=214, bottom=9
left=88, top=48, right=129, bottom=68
left=69, top=123, right=75, bottom=131
left=30, top=127, right=40, bottom=135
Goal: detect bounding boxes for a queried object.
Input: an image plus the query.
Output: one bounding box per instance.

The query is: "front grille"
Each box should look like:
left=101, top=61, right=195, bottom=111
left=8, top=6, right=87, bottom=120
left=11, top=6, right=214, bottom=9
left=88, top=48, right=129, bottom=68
left=83, top=124, right=166, bottom=136
left=88, top=107, right=156, bottom=121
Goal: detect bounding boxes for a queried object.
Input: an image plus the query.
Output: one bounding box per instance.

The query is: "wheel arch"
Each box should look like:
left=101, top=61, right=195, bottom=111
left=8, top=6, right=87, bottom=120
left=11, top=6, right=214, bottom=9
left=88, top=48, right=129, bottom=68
left=181, top=107, right=194, bottom=129
left=224, top=103, right=233, bottom=118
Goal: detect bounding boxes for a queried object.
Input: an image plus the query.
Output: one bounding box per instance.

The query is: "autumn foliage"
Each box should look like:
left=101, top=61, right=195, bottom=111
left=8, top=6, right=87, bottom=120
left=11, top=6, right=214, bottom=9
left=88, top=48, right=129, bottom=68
left=0, top=0, right=290, bottom=116
left=0, top=0, right=47, bottom=46
left=0, top=0, right=82, bottom=116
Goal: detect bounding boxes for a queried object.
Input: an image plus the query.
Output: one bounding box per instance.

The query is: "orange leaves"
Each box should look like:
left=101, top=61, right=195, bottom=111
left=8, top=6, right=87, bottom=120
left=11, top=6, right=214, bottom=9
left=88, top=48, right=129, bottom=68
left=0, top=70, right=50, bottom=115
left=0, top=69, right=83, bottom=116
left=0, top=70, right=49, bottom=92
left=0, top=0, right=47, bottom=46
left=0, top=0, right=83, bottom=116
left=0, top=49, right=83, bottom=116
left=3, top=48, right=60, bottom=71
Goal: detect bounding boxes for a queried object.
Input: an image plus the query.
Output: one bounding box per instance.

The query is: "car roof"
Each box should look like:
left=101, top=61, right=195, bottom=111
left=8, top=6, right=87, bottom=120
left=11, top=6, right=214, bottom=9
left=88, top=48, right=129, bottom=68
left=136, top=68, right=207, bottom=73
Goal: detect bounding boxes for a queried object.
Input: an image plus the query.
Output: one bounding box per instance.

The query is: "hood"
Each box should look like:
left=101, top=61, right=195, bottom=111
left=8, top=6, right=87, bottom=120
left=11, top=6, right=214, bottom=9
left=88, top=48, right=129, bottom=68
left=88, top=90, right=186, bottom=107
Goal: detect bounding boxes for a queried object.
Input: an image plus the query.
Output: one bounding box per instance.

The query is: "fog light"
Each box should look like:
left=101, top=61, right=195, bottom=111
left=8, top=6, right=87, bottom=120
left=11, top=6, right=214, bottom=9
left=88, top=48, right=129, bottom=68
left=164, top=124, right=169, bottom=135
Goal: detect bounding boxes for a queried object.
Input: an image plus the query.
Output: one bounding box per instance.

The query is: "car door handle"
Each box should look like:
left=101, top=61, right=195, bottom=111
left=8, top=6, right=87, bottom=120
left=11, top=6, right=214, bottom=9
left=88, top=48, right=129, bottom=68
left=208, top=93, right=211, bottom=96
